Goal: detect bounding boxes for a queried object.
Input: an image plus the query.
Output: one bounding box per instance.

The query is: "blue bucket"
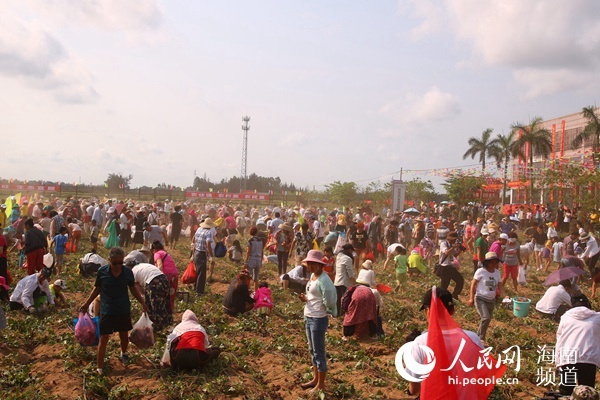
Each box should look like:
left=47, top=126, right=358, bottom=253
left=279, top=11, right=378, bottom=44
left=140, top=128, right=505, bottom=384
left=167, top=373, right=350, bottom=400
left=512, top=297, right=531, bottom=317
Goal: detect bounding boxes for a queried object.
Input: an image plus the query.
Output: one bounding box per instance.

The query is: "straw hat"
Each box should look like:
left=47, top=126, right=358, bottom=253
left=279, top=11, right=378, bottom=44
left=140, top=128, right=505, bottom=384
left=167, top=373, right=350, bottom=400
left=200, top=218, right=217, bottom=229
left=361, top=260, right=373, bottom=270
left=280, top=223, right=293, bottom=233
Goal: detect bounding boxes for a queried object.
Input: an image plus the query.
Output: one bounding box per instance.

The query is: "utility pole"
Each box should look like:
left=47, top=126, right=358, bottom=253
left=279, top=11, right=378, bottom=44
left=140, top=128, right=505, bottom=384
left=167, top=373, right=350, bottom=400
left=241, top=115, right=250, bottom=192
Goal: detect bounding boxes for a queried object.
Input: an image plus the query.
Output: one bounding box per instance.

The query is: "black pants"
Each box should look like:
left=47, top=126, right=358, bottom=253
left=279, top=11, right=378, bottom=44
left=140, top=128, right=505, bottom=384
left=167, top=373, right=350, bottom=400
left=194, top=250, right=208, bottom=295
left=119, top=229, right=132, bottom=247
left=558, top=363, right=597, bottom=395
left=440, top=264, right=464, bottom=299
left=343, top=321, right=377, bottom=337
left=586, top=252, right=600, bottom=271
left=277, top=251, right=289, bottom=276
left=171, top=347, right=221, bottom=371
left=335, top=285, right=347, bottom=317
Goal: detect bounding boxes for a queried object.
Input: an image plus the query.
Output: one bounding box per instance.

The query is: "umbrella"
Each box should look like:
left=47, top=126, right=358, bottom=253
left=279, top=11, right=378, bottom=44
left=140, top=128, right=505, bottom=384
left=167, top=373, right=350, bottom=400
left=510, top=216, right=520, bottom=222
left=560, top=256, right=586, bottom=271
left=403, top=208, right=420, bottom=215
left=544, top=266, right=586, bottom=286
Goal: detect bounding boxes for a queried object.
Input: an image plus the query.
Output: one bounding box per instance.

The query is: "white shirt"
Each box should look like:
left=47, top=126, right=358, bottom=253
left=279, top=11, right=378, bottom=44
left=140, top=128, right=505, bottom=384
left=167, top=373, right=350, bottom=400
left=556, top=307, right=600, bottom=367
left=473, top=267, right=501, bottom=301
left=131, top=263, right=164, bottom=289
left=334, top=252, right=355, bottom=287
left=312, top=220, right=324, bottom=238
left=535, top=285, right=572, bottom=314
left=119, top=213, right=129, bottom=230
left=356, top=269, right=376, bottom=287
left=582, top=236, right=599, bottom=259
left=387, top=243, right=404, bottom=254
left=281, top=265, right=308, bottom=282
left=303, top=275, right=327, bottom=318
left=547, top=227, right=557, bottom=239
left=9, top=274, right=54, bottom=309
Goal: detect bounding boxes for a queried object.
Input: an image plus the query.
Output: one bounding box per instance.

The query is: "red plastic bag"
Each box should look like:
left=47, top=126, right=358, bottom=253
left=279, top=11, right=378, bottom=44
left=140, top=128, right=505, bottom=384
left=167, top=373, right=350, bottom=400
left=181, top=261, right=197, bottom=284
left=364, top=252, right=375, bottom=262
left=377, top=243, right=384, bottom=253
left=74, top=312, right=98, bottom=346
left=376, top=283, right=392, bottom=294
left=65, top=242, right=72, bottom=253
left=129, top=313, right=155, bottom=349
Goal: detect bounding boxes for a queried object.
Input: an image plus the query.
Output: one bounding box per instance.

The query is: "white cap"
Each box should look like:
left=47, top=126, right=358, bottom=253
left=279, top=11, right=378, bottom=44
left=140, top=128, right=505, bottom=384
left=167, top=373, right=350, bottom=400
left=54, top=279, right=67, bottom=289
left=499, top=233, right=509, bottom=240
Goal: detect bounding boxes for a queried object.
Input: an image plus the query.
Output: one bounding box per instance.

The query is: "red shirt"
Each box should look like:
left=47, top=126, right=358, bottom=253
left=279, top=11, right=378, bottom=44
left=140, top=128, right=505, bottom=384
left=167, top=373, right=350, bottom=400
left=176, top=331, right=206, bottom=352
left=0, top=234, right=7, bottom=258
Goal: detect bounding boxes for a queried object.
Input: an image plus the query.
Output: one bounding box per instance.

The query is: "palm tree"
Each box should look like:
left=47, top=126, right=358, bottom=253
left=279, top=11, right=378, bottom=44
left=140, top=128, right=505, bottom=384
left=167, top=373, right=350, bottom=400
left=463, top=128, right=498, bottom=175
left=571, top=106, right=600, bottom=162
left=511, top=117, right=552, bottom=202
left=490, top=131, right=520, bottom=206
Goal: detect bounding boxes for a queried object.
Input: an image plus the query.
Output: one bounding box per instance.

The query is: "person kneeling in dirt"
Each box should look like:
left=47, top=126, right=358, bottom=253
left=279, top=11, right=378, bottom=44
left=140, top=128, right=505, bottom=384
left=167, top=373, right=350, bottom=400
left=9, top=267, right=54, bottom=314
left=280, top=263, right=310, bottom=293
left=222, top=269, right=255, bottom=316
left=161, top=309, right=221, bottom=370
left=49, top=279, right=67, bottom=308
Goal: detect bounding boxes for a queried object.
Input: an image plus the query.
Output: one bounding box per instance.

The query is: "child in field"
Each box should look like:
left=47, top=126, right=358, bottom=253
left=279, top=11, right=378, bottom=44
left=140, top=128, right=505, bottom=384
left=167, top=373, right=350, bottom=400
left=52, top=226, right=68, bottom=274
left=228, top=240, right=243, bottom=263
left=407, top=249, right=428, bottom=276
left=49, top=279, right=67, bottom=307
left=542, top=238, right=553, bottom=271
left=322, top=246, right=336, bottom=282
left=467, top=251, right=505, bottom=341
left=90, top=220, right=99, bottom=252
left=253, top=282, right=273, bottom=315
left=549, top=236, right=562, bottom=272
left=394, top=245, right=408, bottom=292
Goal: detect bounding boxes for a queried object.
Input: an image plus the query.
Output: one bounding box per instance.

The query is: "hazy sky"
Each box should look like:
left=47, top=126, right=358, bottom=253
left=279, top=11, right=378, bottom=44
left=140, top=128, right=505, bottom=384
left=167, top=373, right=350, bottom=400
left=2, top=1, right=600, bottom=191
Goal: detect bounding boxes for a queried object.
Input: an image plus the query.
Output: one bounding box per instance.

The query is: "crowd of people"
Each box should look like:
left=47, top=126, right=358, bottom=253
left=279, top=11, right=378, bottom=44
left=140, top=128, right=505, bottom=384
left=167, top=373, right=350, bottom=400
left=0, top=195, right=599, bottom=397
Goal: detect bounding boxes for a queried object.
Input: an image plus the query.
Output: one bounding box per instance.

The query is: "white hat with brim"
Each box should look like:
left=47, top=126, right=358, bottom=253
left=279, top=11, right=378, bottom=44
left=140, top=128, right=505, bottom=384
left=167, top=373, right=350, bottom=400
left=361, top=260, right=373, bottom=270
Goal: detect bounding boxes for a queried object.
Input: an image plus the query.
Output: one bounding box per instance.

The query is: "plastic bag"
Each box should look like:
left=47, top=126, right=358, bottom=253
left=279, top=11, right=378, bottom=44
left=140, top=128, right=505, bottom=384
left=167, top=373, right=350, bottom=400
left=517, top=265, right=528, bottom=286
left=182, top=261, right=197, bottom=284
left=129, top=313, right=155, bottom=349
left=74, top=312, right=99, bottom=346
left=334, top=232, right=347, bottom=255
left=43, top=253, right=54, bottom=269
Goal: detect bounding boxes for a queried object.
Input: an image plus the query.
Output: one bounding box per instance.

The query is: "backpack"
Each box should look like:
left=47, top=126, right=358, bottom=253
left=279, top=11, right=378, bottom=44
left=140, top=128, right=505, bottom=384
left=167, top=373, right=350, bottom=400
left=214, top=242, right=227, bottom=258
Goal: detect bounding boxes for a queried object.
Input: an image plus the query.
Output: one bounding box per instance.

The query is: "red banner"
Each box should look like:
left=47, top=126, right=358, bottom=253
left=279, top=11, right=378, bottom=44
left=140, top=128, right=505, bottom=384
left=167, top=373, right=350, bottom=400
left=0, top=184, right=60, bottom=192
left=185, top=191, right=270, bottom=200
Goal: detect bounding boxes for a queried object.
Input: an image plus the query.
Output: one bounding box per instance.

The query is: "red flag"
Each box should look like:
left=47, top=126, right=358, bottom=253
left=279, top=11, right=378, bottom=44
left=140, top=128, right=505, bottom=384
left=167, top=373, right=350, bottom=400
left=421, top=289, right=507, bottom=400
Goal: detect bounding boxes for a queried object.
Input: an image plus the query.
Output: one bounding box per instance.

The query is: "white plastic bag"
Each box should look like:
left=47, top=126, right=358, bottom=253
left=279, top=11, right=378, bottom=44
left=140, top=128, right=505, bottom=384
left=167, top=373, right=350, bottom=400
left=43, top=253, right=54, bottom=269
left=517, top=265, right=528, bottom=286
left=334, top=232, right=347, bottom=255
left=129, top=313, right=155, bottom=349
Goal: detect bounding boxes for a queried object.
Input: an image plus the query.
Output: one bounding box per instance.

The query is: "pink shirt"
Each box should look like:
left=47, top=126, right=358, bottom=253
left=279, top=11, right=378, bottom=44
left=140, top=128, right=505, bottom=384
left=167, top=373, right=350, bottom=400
left=253, top=287, right=273, bottom=310
left=154, top=250, right=178, bottom=276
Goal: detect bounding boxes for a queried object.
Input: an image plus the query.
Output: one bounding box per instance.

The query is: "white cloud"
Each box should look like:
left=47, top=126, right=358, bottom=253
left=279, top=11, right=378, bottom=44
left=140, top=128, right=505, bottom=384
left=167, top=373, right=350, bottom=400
left=25, top=0, right=164, bottom=31
left=401, top=0, right=600, bottom=97
left=380, top=86, right=461, bottom=130
left=0, top=14, right=98, bottom=103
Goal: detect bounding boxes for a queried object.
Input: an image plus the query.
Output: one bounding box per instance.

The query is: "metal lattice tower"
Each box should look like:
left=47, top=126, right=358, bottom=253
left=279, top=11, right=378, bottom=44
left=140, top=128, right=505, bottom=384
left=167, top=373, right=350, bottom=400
left=241, top=116, right=250, bottom=191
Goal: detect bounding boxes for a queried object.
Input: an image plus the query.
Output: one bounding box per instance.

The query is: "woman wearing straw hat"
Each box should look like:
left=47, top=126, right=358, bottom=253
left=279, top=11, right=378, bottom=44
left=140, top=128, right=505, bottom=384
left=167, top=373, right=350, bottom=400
left=298, top=250, right=336, bottom=393
left=274, top=223, right=294, bottom=276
